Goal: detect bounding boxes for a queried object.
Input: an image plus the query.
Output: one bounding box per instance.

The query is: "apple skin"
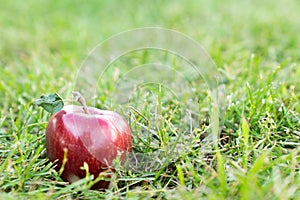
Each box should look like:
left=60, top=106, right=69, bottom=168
left=46, top=105, right=132, bottom=189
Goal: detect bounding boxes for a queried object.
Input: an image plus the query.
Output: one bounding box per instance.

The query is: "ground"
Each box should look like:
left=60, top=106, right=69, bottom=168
left=0, top=0, right=300, bottom=199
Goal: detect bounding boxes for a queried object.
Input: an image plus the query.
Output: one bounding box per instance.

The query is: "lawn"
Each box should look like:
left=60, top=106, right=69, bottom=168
left=1, top=0, right=300, bottom=199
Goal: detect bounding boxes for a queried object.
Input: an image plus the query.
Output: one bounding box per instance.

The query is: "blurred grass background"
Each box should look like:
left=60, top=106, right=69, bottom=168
left=1, top=0, right=300, bottom=97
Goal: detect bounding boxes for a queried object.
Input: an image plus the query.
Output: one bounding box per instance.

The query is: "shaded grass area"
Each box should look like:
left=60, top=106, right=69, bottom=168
left=0, top=0, right=300, bottom=199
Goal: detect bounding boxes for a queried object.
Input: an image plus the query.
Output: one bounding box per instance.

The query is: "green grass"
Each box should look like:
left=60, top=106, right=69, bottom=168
left=1, top=0, right=300, bottom=199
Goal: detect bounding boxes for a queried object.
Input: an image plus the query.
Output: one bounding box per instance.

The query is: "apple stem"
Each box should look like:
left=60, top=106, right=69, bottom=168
left=72, top=91, right=90, bottom=114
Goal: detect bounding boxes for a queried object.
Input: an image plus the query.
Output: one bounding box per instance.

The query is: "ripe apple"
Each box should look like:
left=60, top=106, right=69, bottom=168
left=35, top=92, right=132, bottom=189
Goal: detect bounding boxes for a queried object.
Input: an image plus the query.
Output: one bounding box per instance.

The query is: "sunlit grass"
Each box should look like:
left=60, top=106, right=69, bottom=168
left=1, top=0, right=300, bottom=199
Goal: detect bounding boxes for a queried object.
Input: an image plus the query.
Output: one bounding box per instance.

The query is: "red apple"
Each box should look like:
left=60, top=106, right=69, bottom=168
left=36, top=92, right=132, bottom=189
